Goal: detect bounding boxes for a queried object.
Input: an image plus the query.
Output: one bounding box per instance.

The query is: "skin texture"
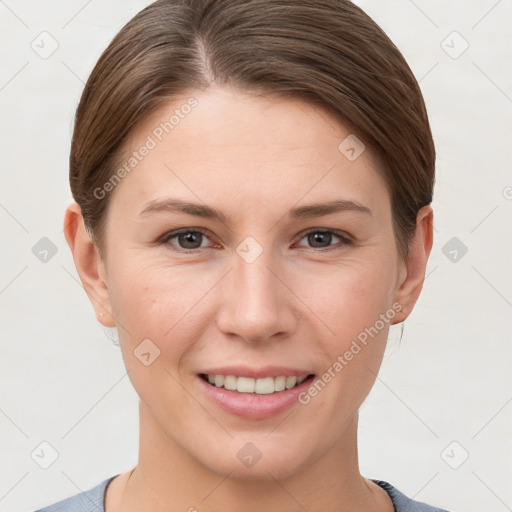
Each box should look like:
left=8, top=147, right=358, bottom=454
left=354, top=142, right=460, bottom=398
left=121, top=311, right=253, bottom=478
left=64, top=85, right=433, bottom=512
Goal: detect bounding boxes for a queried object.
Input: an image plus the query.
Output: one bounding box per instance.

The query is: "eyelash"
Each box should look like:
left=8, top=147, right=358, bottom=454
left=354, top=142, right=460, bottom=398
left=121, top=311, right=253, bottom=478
left=158, top=228, right=353, bottom=253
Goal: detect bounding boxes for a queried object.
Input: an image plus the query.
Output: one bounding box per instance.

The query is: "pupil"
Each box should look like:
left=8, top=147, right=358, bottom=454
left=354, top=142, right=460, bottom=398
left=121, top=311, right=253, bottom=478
left=180, top=231, right=201, bottom=249
left=309, top=232, right=331, bottom=248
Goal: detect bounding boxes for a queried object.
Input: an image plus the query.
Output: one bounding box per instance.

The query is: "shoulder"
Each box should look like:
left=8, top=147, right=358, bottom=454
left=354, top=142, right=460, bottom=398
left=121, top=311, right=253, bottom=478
left=32, top=476, right=117, bottom=512
left=373, top=480, right=453, bottom=512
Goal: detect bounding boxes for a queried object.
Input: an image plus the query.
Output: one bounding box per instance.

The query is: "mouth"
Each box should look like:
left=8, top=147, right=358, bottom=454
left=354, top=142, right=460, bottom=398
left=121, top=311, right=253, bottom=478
left=199, top=373, right=315, bottom=395
left=196, top=370, right=316, bottom=420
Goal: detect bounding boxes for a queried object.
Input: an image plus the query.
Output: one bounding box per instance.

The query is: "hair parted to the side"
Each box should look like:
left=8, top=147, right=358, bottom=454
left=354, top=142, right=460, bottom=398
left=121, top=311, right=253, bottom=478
left=69, top=0, right=435, bottom=260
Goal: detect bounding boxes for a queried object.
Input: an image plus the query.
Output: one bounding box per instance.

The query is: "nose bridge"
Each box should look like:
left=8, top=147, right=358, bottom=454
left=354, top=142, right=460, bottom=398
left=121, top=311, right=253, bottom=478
left=236, top=248, right=276, bottom=303
left=217, top=241, right=293, bottom=342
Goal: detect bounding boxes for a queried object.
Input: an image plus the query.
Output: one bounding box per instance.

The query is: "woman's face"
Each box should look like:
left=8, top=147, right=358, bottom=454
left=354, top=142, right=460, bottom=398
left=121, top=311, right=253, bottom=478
left=88, top=85, right=426, bottom=480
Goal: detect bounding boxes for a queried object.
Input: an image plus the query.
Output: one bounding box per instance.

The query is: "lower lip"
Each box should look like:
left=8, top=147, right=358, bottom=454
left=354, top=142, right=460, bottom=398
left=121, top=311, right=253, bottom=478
left=196, top=375, right=315, bottom=420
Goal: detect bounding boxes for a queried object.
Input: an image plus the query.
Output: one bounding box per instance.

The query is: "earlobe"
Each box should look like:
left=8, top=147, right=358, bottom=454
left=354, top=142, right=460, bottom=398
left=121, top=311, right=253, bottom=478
left=392, top=205, right=434, bottom=325
left=63, top=202, right=116, bottom=327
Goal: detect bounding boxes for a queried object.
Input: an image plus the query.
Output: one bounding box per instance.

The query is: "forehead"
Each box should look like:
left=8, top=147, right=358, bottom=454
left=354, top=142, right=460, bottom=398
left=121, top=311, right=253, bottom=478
left=109, top=85, right=390, bottom=220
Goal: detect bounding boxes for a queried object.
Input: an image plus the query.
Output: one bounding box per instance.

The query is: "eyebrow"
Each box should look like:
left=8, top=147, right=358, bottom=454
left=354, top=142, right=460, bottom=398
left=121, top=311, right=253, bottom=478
left=139, top=198, right=372, bottom=221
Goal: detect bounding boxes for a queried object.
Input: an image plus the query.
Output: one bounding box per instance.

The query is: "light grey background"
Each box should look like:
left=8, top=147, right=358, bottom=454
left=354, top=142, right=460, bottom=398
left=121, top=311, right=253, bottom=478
left=1, top=1, right=511, bottom=511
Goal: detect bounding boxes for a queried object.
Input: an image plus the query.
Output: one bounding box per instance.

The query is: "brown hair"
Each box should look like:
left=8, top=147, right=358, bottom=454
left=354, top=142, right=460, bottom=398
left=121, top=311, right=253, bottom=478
left=70, top=0, right=435, bottom=260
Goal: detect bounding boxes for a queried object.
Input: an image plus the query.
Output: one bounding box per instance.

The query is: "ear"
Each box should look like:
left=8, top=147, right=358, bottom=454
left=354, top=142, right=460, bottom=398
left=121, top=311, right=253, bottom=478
left=63, top=202, right=116, bottom=327
left=392, top=205, right=434, bottom=324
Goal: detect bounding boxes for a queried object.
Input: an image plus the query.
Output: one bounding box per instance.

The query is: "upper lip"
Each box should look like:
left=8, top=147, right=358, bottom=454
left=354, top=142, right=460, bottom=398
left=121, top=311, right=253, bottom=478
left=199, top=366, right=314, bottom=379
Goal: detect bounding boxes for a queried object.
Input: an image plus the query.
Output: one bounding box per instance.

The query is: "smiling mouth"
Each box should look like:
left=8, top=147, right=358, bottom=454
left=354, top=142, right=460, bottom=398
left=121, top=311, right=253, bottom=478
left=199, top=373, right=315, bottom=394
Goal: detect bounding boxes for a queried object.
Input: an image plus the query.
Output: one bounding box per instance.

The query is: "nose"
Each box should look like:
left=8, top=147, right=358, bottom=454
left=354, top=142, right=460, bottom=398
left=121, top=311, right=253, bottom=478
left=216, top=246, right=297, bottom=344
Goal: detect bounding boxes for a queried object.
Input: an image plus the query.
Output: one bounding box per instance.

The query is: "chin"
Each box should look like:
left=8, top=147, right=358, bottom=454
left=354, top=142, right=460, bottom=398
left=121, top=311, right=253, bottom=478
left=190, top=432, right=317, bottom=482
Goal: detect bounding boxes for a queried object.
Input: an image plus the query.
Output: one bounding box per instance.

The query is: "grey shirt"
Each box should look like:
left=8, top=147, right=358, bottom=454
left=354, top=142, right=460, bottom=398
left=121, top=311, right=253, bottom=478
left=33, top=475, right=451, bottom=512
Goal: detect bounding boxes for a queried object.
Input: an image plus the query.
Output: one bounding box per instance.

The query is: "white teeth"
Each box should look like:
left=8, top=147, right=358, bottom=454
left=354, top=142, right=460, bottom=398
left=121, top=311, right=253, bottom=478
left=255, top=377, right=275, bottom=394
left=285, top=376, right=297, bottom=389
left=224, top=375, right=237, bottom=391
left=204, top=374, right=309, bottom=394
left=236, top=377, right=255, bottom=393
left=274, top=376, right=286, bottom=392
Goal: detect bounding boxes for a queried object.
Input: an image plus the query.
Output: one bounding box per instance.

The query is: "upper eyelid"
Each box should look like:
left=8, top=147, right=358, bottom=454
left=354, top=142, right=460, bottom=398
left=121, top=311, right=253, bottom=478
left=296, top=227, right=352, bottom=240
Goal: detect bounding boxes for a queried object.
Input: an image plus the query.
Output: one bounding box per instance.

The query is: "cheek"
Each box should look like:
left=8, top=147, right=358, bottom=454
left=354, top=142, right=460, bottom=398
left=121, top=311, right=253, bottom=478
left=109, top=251, right=200, bottom=315
left=108, top=263, right=208, bottom=411
left=303, top=257, right=397, bottom=340
left=106, top=256, right=214, bottom=358
left=295, top=256, right=397, bottom=405
left=108, top=240, right=398, bottom=352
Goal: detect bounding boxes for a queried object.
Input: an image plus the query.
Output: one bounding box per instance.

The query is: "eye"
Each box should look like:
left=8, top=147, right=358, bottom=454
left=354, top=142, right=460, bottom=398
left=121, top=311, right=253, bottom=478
left=160, top=229, right=214, bottom=251
left=295, top=229, right=352, bottom=252
left=158, top=228, right=352, bottom=253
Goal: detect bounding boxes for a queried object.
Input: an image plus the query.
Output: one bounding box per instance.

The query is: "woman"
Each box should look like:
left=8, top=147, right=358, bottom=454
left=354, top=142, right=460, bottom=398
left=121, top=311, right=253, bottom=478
left=35, top=0, right=450, bottom=510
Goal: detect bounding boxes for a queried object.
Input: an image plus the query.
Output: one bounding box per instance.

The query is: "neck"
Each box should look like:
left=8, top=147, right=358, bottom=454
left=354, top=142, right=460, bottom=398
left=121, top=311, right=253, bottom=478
left=116, top=400, right=391, bottom=512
